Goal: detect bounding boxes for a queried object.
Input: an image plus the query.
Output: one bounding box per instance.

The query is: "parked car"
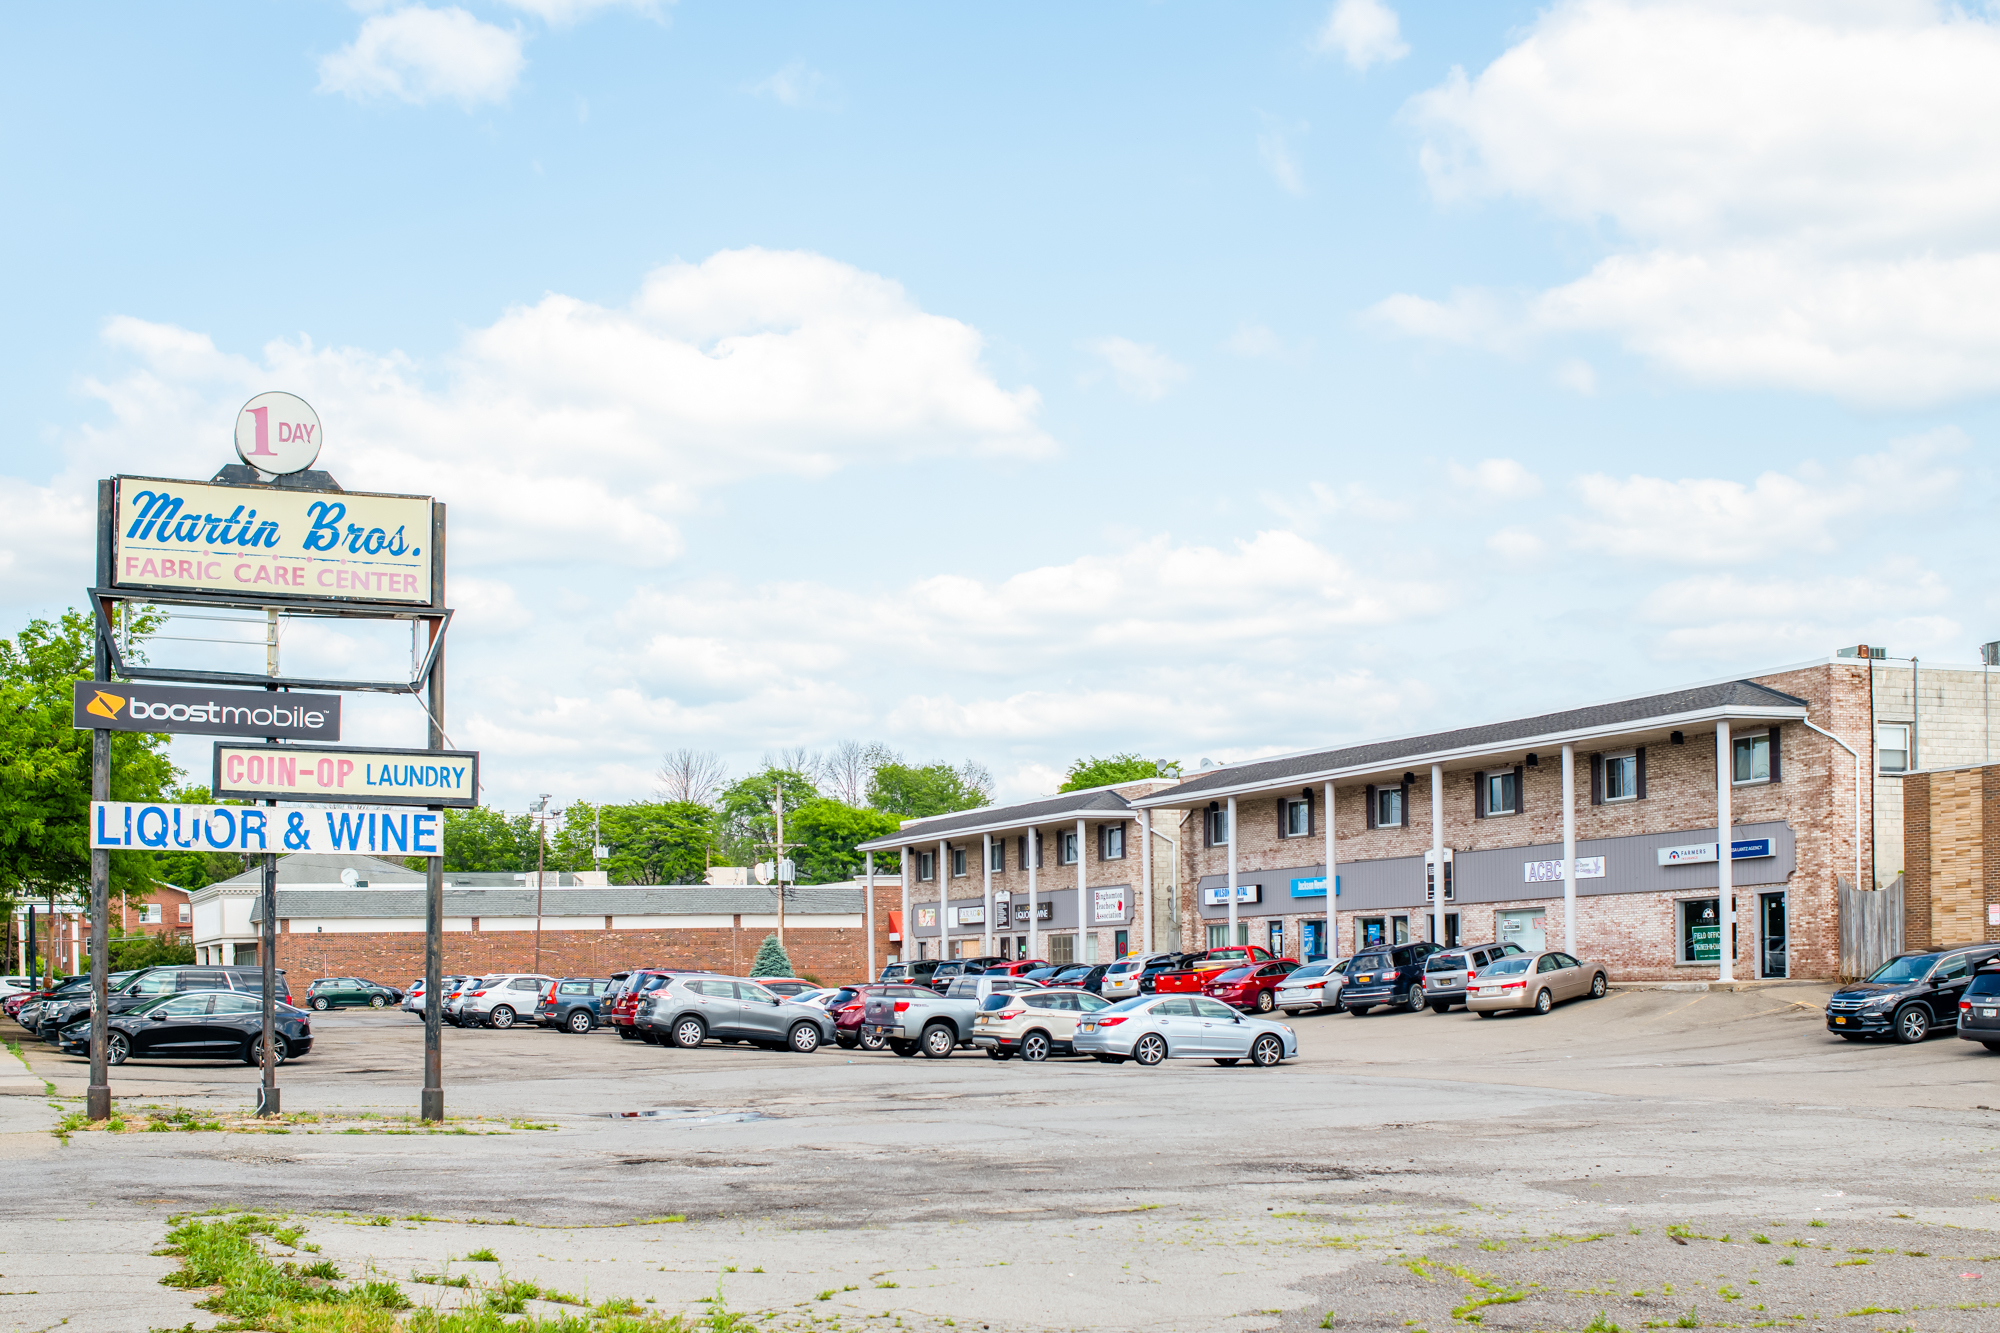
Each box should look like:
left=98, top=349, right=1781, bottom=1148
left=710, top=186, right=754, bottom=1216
left=984, top=959, right=1050, bottom=977
left=16, top=976, right=97, bottom=1035
left=877, top=959, right=947, bottom=986
left=535, top=977, right=612, bottom=1032
left=1466, top=950, right=1609, bottom=1016
left=1101, top=955, right=1162, bottom=1000
left=1338, top=943, right=1441, bottom=1015
left=860, top=981, right=992, bottom=1058
left=305, top=977, right=403, bottom=1010
left=1071, top=994, right=1296, bottom=1067
left=955, top=956, right=1008, bottom=975
left=58, top=990, right=312, bottom=1066
left=1957, top=964, right=2000, bottom=1050
left=634, top=975, right=834, bottom=1053
left=1825, top=943, right=2000, bottom=1043
left=1049, top=964, right=1112, bottom=993
left=1422, top=943, right=1526, bottom=1013
left=755, top=978, right=819, bottom=998
left=1150, top=946, right=1277, bottom=995
left=1203, top=959, right=1301, bottom=1013
left=455, top=974, right=553, bottom=1029
left=828, top=984, right=891, bottom=1049
left=402, top=975, right=470, bottom=1018
left=40, top=967, right=264, bottom=1040
left=1137, top=952, right=1199, bottom=994
left=607, top=970, right=678, bottom=1039
left=1274, top=959, right=1349, bottom=1015
left=973, top=987, right=1113, bottom=1060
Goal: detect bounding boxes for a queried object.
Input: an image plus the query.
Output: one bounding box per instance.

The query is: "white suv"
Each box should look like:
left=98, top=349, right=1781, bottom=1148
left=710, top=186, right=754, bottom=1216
left=457, top=974, right=552, bottom=1029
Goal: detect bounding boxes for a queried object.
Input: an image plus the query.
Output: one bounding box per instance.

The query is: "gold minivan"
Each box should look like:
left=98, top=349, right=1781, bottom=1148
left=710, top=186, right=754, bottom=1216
left=1466, top=950, right=1608, bottom=1016
left=973, top=987, right=1113, bottom=1060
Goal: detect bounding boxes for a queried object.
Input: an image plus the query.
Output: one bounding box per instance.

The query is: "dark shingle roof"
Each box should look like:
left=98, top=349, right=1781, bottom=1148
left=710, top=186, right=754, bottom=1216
left=213, top=852, right=423, bottom=888
left=251, top=884, right=862, bottom=922
left=1143, top=680, right=1808, bottom=803
left=854, top=788, right=1144, bottom=852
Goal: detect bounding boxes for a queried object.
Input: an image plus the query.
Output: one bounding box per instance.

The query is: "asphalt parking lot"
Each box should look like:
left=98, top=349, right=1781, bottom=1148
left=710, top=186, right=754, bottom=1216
left=7, top=982, right=2000, bottom=1332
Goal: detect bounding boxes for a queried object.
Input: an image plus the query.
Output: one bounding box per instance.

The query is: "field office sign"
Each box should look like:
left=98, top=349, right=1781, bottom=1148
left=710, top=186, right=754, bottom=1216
left=112, top=475, right=435, bottom=605
left=73, top=680, right=339, bottom=741
left=214, top=743, right=478, bottom=807
left=92, top=801, right=441, bottom=857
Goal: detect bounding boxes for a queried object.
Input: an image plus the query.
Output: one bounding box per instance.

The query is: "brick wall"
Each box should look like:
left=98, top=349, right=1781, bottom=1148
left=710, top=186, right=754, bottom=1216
left=1905, top=770, right=1933, bottom=951
left=1901, top=762, right=2000, bottom=951
left=273, top=921, right=876, bottom=988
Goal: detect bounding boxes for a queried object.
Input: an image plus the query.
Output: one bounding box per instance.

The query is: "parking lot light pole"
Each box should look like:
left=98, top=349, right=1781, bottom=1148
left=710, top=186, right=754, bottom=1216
left=938, top=838, right=949, bottom=963
left=1139, top=809, right=1152, bottom=957
left=1716, top=720, right=1734, bottom=984
left=1324, top=781, right=1336, bottom=961
left=1226, top=796, right=1238, bottom=948
left=900, top=846, right=912, bottom=966
left=1026, top=826, right=1039, bottom=962
left=1562, top=744, right=1576, bottom=955
left=1430, top=766, right=1444, bottom=950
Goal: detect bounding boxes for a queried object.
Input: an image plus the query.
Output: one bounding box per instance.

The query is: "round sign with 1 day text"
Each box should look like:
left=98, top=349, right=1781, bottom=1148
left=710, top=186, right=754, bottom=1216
left=233, top=391, right=324, bottom=475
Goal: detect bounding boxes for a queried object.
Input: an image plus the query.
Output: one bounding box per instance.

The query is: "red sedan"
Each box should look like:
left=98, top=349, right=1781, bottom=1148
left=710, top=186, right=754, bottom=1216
left=985, top=959, right=1049, bottom=977
left=830, top=984, right=893, bottom=1049
left=1202, top=959, right=1301, bottom=1014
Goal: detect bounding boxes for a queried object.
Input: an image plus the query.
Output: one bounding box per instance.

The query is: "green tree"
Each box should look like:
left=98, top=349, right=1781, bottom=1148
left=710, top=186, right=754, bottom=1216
left=429, top=806, right=539, bottom=873
left=599, top=802, right=712, bottom=885
left=714, top=768, right=820, bottom=869
left=867, top=760, right=992, bottom=819
left=787, top=798, right=901, bottom=883
left=1059, top=753, right=1181, bottom=792
left=749, top=933, right=794, bottom=977
left=0, top=609, right=179, bottom=945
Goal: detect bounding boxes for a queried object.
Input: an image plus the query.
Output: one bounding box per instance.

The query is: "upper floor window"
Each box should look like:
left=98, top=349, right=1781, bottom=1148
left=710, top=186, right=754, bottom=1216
left=178, top=903, right=191, bottom=923
left=1603, top=752, right=1638, bottom=802
left=1019, top=833, right=1043, bottom=869
left=1375, top=787, right=1404, bottom=828
left=1206, top=808, right=1231, bottom=846
left=951, top=848, right=967, bottom=878
left=1101, top=823, right=1126, bottom=860
left=917, top=851, right=936, bottom=882
left=1057, top=831, right=1079, bottom=865
left=1282, top=797, right=1310, bottom=837
left=1877, top=723, right=1909, bottom=774
left=1733, top=732, right=1771, bottom=784
left=989, top=839, right=1005, bottom=871
left=1484, top=771, right=1519, bottom=816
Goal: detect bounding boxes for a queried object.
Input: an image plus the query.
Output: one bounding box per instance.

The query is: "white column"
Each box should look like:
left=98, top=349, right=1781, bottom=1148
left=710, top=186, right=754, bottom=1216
left=938, top=839, right=950, bottom=962
left=982, top=833, right=993, bottom=957
left=1026, top=826, right=1039, bottom=961
left=1139, top=809, right=1154, bottom=957
left=1562, top=744, right=1577, bottom=956
left=1430, top=765, right=1445, bottom=947
left=900, top=845, right=912, bottom=966
left=1075, top=817, right=1089, bottom=964
left=865, top=850, right=876, bottom=981
left=1226, top=796, right=1239, bottom=948
left=1716, top=721, right=1734, bottom=983
left=1323, top=782, right=1337, bottom=960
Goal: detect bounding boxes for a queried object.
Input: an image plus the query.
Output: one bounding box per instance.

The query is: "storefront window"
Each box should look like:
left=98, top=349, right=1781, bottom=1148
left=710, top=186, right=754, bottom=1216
left=1392, top=916, right=1410, bottom=944
left=1359, top=917, right=1386, bottom=948
left=1680, top=897, right=1721, bottom=962
left=1050, top=934, right=1076, bottom=964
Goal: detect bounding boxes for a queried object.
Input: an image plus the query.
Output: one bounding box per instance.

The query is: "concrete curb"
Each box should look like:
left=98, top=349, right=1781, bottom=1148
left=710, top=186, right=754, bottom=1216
left=1610, top=979, right=1830, bottom=993
left=0, top=1042, right=47, bottom=1097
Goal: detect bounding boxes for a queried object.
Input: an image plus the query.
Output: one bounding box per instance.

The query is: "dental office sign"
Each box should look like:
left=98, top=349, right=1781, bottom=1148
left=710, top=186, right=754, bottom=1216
left=1657, top=839, right=1774, bottom=867
left=112, top=476, right=435, bottom=604
left=214, top=743, right=479, bottom=808
left=92, top=801, right=441, bottom=858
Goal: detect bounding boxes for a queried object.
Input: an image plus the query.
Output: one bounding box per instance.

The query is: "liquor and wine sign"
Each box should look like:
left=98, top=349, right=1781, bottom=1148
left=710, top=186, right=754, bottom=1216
left=91, top=801, right=442, bottom=857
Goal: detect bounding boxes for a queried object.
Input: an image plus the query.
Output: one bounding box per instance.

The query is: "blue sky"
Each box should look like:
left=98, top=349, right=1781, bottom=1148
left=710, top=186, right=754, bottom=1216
left=5, top=1, right=1998, bottom=812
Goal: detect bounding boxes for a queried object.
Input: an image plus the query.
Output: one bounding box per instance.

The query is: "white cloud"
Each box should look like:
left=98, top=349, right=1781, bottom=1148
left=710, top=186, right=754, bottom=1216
left=1259, top=480, right=1410, bottom=531
left=1553, top=358, right=1596, bottom=395
left=1486, top=527, right=1545, bottom=561
left=495, top=0, right=664, bottom=24
left=1316, top=0, right=1410, bottom=70
left=1383, top=1, right=2000, bottom=405
left=751, top=60, right=833, bottom=109
left=1569, top=430, right=1966, bottom=565
left=1080, top=336, right=1188, bottom=401
left=1449, top=457, right=1542, bottom=500
left=1638, top=562, right=1957, bottom=661
left=318, top=6, right=525, bottom=108
left=1256, top=114, right=1308, bottom=195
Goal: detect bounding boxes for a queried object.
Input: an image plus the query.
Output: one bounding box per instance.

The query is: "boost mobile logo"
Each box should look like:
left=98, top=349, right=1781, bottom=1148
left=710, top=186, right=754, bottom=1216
left=85, top=690, right=126, bottom=720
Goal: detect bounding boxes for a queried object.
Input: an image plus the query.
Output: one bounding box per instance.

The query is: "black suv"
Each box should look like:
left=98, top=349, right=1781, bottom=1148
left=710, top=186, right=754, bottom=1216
left=38, top=965, right=291, bottom=1042
left=1825, top=944, right=2000, bottom=1043
left=1339, top=942, right=1442, bottom=1015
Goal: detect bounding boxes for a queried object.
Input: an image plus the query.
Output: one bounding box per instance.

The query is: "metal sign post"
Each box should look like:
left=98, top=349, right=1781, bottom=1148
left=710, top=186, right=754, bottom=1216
left=422, top=572, right=447, bottom=1123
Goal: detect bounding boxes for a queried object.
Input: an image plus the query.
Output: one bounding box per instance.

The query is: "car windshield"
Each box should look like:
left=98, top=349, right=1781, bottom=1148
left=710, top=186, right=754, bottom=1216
left=1867, top=954, right=1937, bottom=984
left=1107, top=962, right=1140, bottom=974
left=1213, top=967, right=1253, bottom=983
left=1482, top=957, right=1532, bottom=976
left=1966, top=973, right=2000, bottom=996
left=1351, top=954, right=1389, bottom=971
left=1426, top=954, right=1467, bottom=972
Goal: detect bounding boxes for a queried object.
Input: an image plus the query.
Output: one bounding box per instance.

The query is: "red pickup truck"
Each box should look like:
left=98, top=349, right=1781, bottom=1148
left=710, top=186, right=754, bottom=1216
left=1150, top=945, right=1276, bottom=994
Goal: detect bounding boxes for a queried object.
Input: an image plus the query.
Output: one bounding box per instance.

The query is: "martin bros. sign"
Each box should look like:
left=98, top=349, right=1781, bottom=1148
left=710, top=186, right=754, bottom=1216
left=111, top=476, right=436, bottom=605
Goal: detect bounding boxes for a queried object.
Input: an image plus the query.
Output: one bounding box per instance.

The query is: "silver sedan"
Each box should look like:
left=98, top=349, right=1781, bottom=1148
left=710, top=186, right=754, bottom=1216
left=1071, top=994, right=1297, bottom=1067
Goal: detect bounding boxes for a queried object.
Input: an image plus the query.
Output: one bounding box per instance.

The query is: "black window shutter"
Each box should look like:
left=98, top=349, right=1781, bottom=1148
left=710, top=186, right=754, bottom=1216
left=1514, top=764, right=1525, bottom=816
left=1590, top=754, right=1604, bottom=806
left=1365, top=785, right=1377, bottom=830
left=1401, top=779, right=1413, bottom=827
left=1278, top=798, right=1289, bottom=839
left=1636, top=747, right=1647, bottom=799
left=1473, top=771, right=1486, bottom=819
left=1308, top=788, right=1316, bottom=837
left=1769, top=727, right=1782, bottom=783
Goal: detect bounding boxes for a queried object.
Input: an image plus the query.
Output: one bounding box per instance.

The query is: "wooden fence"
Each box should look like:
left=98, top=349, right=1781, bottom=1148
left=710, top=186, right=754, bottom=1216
left=1838, top=877, right=1904, bottom=981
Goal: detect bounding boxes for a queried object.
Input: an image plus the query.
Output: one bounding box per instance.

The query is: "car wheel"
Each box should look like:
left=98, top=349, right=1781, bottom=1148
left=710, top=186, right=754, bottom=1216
left=890, top=1039, right=919, bottom=1057
left=106, top=1032, right=129, bottom=1066
left=1213, top=1057, right=1240, bottom=1066
left=1532, top=989, right=1553, bottom=1015
left=673, top=1017, right=707, bottom=1049
left=836, top=1036, right=859, bottom=1050
left=311, top=996, right=330, bottom=1011
left=369, top=995, right=386, bottom=1009
left=1589, top=972, right=1608, bottom=999
left=1021, top=1030, right=1051, bottom=1062
left=1133, top=1033, right=1167, bottom=1066
left=490, top=1006, right=516, bottom=1030
left=1429, top=1002, right=1451, bottom=1014
left=566, top=1010, right=594, bottom=1034
left=1477, top=1009, right=1499, bottom=1019
left=920, top=1024, right=955, bottom=1059
left=788, top=1023, right=822, bottom=1054
left=1250, top=1034, right=1284, bottom=1067
left=1254, top=990, right=1275, bottom=1013
left=1348, top=1005, right=1370, bottom=1017
left=246, top=1034, right=288, bottom=1067
left=1406, top=985, right=1427, bottom=1013
left=860, top=1029, right=888, bottom=1052
left=1894, top=1006, right=1931, bottom=1044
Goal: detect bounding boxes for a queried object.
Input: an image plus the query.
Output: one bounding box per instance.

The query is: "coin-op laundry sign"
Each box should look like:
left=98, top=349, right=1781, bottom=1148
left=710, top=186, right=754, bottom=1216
left=72, top=681, right=340, bottom=741
left=91, top=801, right=441, bottom=857
left=214, top=743, right=478, bottom=807
left=112, top=476, right=436, bottom=604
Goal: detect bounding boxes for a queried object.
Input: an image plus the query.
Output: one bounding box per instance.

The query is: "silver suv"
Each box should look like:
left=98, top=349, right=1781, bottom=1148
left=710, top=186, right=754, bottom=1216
left=1422, top=943, right=1525, bottom=1013
left=635, top=974, right=835, bottom=1053
left=454, top=974, right=553, bottom=1029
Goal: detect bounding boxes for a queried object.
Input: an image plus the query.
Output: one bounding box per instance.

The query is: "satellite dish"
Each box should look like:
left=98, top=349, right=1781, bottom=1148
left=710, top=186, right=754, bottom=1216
left=340, top=868, right=359, bottom=887
left=753, top=861, right=774, bottom=885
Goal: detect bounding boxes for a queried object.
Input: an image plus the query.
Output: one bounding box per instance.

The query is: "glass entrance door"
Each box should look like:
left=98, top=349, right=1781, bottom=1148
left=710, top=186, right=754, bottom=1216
left=1302, top=919, right=1328, bottom=962
left=1760, top=892, right=1787, bottom=979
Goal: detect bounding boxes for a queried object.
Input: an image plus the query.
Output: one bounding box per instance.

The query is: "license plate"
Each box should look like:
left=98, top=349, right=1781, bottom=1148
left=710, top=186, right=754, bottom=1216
left=1833, top=1016, right=1846, bottom=1024
left=1984, top=1009, right=1997, bottom=1018
left=1079, top=1023, right=1096, bottom=1033
left=1356, top=975, right=1373, bottom=983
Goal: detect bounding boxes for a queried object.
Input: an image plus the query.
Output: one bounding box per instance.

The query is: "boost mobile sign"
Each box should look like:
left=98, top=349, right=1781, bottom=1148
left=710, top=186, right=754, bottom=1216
left=72, top=680, right=340, bottom=741
left=111, top=476, right=436, bottom=605
left=92, top=802, right=441, bottom=857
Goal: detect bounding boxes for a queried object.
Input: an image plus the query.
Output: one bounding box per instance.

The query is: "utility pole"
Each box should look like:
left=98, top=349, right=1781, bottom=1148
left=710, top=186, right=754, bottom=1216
left=532, top=793, right=555, bottom=974
left=762, top=779, right=802, bottom=950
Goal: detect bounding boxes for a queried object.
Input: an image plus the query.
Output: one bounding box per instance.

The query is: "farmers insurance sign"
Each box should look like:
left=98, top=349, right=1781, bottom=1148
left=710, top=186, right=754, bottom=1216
left=214, top=743, right=478, bottom=808
left=112, top=476, right=435, bottom=604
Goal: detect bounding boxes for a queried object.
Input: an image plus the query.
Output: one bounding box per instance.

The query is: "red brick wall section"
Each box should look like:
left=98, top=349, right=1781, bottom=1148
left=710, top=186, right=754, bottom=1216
left=1903, top=771, right=1933, bottom=952
left=274, top=925, right=875, bottom=989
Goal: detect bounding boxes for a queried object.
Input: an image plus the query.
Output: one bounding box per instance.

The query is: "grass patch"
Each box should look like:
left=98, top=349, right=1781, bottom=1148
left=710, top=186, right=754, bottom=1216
left=1585, top=1314, right=1623, bottom=1333
left=1843, top=1308, right=1900, bottom=1318
left=460, top=1249, right=499, bottom=1263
